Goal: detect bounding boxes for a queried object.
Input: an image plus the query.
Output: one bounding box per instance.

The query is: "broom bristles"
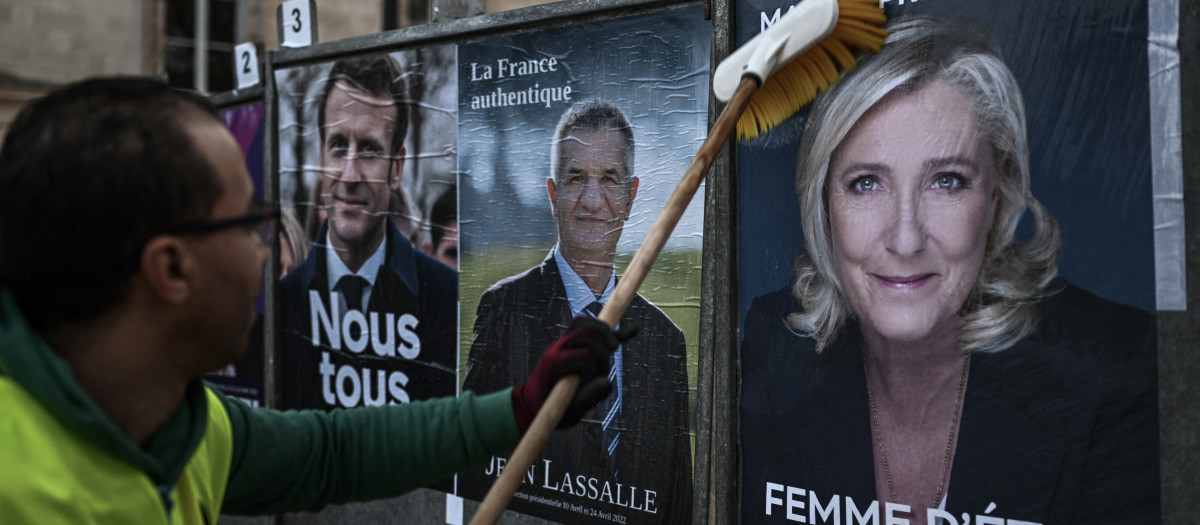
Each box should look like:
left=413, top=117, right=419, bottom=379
left=736, top=0, right=887, bottom=141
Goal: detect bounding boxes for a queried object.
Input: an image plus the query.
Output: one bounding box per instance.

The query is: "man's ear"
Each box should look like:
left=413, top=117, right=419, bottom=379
left=389, top=147, right=406, bottom=191
left=625, top=177, right=640, bottom=216
left=546, top=178, right=559, bottom=219
left=138, top=237, right=194, bottom=305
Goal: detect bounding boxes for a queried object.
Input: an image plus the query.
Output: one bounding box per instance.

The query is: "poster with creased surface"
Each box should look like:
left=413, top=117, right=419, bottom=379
left=274, top=45, right=459, bottom=412
left=456, top=5, right=710, bottom=524
left=206, top=101, right=267, bottom=407
left=737, top=1, right=1160, bottom=524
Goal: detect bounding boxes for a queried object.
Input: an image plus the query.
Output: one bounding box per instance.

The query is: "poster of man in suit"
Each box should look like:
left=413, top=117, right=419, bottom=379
left=274, top=47, right=459, bottom=411
left=456, top=6, right=709, bottom=524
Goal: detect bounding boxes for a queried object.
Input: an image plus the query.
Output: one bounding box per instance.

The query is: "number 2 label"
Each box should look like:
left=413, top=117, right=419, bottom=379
left=234, top=42, right=259, bottom=89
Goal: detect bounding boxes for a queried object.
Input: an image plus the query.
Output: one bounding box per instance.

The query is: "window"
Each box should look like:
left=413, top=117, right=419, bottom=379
left=166, top=0, right=239, bottom=93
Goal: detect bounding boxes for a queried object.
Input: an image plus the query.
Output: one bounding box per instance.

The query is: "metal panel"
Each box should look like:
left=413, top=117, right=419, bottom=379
left=270, top=0, right=697, bottom=68
left=209, top=84, right=265, bottom=109
left=695, top=0, right=738, bottom=522
left=1161, top=0, right=1200, bottom=521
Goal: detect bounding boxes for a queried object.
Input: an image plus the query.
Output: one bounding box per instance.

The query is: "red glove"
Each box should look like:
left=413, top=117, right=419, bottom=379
left=511, top=316, right=633, bottom=433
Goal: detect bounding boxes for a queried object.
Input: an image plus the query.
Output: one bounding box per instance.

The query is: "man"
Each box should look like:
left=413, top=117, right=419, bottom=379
left=280, top=53, right=458, bottom=410
left=463, top=100, right=693, bottom=524
left=0, top=77, right=618, bottom=522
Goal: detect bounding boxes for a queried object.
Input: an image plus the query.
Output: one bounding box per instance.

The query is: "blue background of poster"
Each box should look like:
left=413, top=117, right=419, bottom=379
left=736, top=0, right=1155, bottom=332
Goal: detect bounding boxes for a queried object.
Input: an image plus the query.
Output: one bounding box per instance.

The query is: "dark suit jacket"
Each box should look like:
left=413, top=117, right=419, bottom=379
left=740, top=279, right=1159, bottom=524
left=280, top=220, right=458, bottom=410
left=462, top=253, right=693, bottom=525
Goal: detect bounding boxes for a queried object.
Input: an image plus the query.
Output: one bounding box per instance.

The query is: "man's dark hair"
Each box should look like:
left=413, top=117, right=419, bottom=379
left=550, top=99, right=635, bottom=182
left=428, top=186, right=456, bottom=249
left=0, top=77, right=224, bottom=331
left=316, top=53, right=409, bottom=159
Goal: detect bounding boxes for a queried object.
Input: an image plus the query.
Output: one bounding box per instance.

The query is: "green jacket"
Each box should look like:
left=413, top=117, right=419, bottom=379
left=0, top=290, right=521, bottom=522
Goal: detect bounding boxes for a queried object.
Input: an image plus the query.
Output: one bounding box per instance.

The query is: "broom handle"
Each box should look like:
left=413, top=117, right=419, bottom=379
left=469, top=76, right=759, bottom=525
left=597, top=76, right=758, bottom=329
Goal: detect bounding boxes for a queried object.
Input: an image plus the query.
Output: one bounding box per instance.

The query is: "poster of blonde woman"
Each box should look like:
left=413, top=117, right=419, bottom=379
left=738, top=3, right=1159, bottom=525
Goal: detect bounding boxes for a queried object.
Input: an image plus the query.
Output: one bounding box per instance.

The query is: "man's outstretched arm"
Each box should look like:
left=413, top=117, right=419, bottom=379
left=220, top=315, right=620, bottom=515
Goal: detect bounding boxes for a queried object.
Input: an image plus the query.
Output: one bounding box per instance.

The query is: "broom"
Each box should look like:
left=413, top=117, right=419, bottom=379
left=469, top=1, right=886, bottom=522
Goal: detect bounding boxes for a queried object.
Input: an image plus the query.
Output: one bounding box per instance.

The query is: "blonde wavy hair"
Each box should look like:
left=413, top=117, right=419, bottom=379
left=789, top=15, right=1061, bottom=353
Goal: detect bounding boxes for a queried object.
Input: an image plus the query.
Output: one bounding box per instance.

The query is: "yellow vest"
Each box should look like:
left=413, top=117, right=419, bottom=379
left=0, top=379, right=233, bottom=524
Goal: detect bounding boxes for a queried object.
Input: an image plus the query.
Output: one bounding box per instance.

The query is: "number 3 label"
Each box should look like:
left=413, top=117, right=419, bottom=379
left=234, top=43, right=260, bottom=89
left=279, top=0, right=314, bottom=48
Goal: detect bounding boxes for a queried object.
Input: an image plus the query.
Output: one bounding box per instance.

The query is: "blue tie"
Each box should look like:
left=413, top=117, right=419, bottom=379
left=585, top=301, right=621, bottom=479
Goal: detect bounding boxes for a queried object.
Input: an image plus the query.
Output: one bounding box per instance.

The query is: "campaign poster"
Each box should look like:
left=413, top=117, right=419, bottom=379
left=274, top=45, right=459, bottom=411
left=206, top=101, right=266, bottom=407
left=456, top=5, right=710, bottom=524
left=738, top=1, right=1160, bottom=524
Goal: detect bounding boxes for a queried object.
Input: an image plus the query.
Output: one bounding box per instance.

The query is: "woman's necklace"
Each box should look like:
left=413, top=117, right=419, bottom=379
left=863, top=351, right=970, bottom=510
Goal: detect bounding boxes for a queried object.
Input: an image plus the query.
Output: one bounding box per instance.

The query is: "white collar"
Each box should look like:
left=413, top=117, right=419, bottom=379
left=325, top=232, right=387, bottom=292
left=553, top=245, right=615, bottom=317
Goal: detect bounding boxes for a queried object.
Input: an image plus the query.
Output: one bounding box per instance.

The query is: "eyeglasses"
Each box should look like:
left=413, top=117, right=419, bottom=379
left=123, top=206, right=281, bottom=275
left=164, top=206, right=281, bottom=243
